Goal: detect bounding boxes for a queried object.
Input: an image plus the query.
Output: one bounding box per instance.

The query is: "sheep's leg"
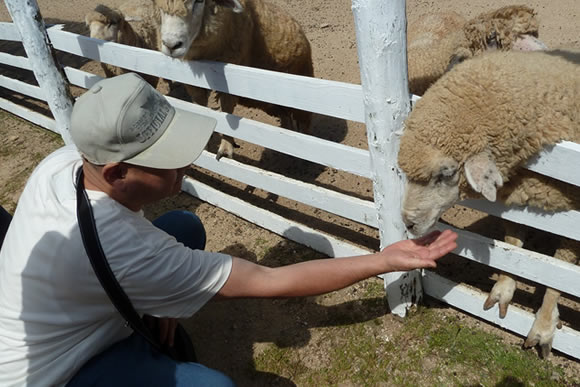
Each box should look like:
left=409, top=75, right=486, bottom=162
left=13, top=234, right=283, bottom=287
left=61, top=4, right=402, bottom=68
left=523, top=287, right=562, bottom=358
left=483, top=223, right=523, bottom=318
left=216, top=93, right=239, bottom=161
left=483, top=273, right=517, bottom=318
left=281, top=108, right=312, bottom=134
left=524, top=239, right=577, bottom=358
left=184, top=85, right=210, bottom=106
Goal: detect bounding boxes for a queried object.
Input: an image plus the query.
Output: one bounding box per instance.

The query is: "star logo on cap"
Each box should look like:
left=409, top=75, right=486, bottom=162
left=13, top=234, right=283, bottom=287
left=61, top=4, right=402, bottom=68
left=140, top=93, right=159, bottom=113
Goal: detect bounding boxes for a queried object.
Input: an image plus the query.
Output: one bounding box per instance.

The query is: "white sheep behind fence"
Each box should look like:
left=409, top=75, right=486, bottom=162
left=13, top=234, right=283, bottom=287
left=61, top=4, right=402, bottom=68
left=398, top=49, right=580, bottom=358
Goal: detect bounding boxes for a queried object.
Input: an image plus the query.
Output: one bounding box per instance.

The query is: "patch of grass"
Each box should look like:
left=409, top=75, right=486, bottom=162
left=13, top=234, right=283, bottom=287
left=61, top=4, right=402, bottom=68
left=253, top=344, right=309, bottom=382
left=253, top=306, right=576, bottom=386
left=395, top=307, right=571, bottom=386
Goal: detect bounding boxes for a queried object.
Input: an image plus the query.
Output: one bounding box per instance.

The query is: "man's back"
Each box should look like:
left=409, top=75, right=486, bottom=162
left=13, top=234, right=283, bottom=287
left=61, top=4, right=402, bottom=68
left=0, top=145, right=231, bottom=385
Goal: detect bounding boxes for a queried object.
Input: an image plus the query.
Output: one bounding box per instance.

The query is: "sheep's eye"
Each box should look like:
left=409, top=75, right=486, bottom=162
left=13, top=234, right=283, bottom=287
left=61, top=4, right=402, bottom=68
left=486, top=31, right=498, bottom=49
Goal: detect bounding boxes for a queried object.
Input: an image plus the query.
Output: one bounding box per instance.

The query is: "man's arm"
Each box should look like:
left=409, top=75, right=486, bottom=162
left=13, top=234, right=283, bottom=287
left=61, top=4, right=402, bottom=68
left=216, top=230, right=457, bottom=299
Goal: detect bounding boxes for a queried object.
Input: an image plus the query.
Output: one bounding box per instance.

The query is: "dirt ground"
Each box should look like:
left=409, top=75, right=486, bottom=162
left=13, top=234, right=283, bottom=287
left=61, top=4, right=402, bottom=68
left=1, top=0, right=579, bottom=385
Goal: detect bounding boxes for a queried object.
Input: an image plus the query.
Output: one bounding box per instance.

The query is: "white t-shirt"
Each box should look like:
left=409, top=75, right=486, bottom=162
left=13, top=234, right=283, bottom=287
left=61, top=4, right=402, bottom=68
left=0, top=145, right=232, bottom=386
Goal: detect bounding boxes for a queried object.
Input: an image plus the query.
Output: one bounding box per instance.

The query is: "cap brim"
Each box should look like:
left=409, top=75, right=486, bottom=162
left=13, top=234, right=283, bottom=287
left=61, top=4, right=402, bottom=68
left=124, top=108, right=217, bottom=169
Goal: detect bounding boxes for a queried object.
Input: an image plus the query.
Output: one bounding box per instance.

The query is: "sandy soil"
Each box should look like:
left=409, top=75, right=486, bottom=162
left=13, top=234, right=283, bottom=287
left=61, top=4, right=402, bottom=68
left=0, top=0, right=579, bottom=385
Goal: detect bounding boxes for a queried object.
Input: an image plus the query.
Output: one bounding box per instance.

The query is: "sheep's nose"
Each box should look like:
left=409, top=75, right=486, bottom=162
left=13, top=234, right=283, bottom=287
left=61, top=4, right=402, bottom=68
left=402, top=214, right=415, bottom=231
left=163, top=39, right=183, bottom=52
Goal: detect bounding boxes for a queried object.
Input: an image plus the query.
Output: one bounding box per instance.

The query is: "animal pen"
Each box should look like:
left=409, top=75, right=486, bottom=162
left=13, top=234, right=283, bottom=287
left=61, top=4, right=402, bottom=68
left=2, top=0, right=580, bottom=360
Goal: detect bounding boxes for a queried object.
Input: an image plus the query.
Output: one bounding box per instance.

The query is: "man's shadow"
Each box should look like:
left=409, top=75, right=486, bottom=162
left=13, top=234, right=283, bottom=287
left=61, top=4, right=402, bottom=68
left=181, top=241, right=390, bottom=386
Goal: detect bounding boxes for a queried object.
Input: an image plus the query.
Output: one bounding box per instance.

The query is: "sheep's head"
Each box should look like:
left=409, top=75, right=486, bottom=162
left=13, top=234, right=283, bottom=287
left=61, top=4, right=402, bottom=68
left=155, top=0, right=243, bottom=58
left=449, top=5, right=547, bottom=69
left=85, top=5, right=124, bottom=42
left=400, top=143, right=504, bottom=236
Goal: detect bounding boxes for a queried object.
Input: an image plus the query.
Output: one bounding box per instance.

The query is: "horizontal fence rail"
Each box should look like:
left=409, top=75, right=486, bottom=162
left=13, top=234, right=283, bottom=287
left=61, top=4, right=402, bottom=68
left=44, top=24, right=368, bottom=123
left=441, top=223, right=580, bottom=299
left=194, top=151, right=378, bottom=227
left=0, top=19, right=579, bottom=359
left=182, top=176, right=372, bottom=258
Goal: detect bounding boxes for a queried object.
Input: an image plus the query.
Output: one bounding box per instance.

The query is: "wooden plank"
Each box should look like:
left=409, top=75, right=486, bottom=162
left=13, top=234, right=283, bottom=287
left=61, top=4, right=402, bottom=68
left=46, top=26, right=367, bottom=123
left=0, top=97, right=56, bottom=131
left=526, top=141, right=580, bottom=185
left=166, top=95, right=373, bottom=178
left=439, top=223, right=580, bottom=298
left=0, top=22, right=21, bottom=41
left=194, top=151, right=378, bottom=227
left=0, top=75, right=45, bottom=100
left=460, top=199, right=580, bottom=242
left=63, top=67, right=103, bottom=90
left=181, top=176, right=372, bottom=258
left=0, top=52, right=32, bottom=71
left=422, top=271, right=580, bottom=359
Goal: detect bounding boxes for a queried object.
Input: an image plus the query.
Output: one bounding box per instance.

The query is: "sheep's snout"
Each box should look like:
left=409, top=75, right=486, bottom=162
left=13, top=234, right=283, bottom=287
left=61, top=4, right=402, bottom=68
left=401, top=210, right=431, bottom=237
left=161, top=38, right=185, bottom=57
left=159, top=7, right=205, bottom=58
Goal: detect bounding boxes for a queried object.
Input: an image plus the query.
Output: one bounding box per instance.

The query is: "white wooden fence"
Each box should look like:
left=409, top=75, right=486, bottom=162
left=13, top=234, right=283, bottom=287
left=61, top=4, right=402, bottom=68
left=1, top=0, right=579, bottom=359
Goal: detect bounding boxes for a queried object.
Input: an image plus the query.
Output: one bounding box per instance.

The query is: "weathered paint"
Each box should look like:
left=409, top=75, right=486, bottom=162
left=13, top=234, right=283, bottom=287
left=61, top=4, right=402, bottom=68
left=352, top=0, right=417, bottom=317
left=4, top=0, right=74, bottom=144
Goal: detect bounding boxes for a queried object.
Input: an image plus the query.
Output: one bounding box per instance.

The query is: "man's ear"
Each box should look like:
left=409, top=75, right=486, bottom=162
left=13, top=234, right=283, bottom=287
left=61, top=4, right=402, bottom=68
left=464, top=151, right=503, bottom=201
left=101, top=163, right=128, bottom=187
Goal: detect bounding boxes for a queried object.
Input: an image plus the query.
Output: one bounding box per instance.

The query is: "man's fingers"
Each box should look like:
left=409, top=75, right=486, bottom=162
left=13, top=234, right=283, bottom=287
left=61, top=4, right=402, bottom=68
left=427, top=230, right=458, bottom=250
left=427, top=239, right=457, bottom=260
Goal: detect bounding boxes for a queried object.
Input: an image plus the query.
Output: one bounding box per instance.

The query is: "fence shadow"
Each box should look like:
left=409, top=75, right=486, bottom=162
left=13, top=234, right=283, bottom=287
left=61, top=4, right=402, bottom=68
left=183, top=238, right=390, bottom=386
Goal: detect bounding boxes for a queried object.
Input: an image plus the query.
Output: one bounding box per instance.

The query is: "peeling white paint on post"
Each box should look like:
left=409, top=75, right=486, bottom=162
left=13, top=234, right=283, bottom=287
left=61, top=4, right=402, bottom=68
left=352, top=0, right=419, bottom=317
left=4, top=0, right=74, bottom=144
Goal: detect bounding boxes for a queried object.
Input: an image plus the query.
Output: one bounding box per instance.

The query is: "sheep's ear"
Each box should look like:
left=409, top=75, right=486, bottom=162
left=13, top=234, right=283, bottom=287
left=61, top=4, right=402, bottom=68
left=214, top=0, right=244, bottom=13
left=464, top=151, right=503, bottom=202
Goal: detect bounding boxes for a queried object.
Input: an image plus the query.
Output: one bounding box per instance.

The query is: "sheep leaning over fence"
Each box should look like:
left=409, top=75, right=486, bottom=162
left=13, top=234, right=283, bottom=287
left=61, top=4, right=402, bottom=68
left=154, top=0, right=314, bottom=160
left=408, top=5, right=547, bottom=96
left=85, top=0, right=160, bottom=88
left=398, top=50, right=580, bottom=358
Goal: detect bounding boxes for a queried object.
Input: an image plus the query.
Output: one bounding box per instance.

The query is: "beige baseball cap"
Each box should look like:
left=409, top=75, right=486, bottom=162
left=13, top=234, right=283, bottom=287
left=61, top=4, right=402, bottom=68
left=70, top=73, right=217, bottom=169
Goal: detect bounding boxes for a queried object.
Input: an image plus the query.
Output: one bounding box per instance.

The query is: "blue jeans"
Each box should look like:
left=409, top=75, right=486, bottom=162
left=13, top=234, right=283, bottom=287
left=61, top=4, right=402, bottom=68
left=67, top=211, right=234, bottom=387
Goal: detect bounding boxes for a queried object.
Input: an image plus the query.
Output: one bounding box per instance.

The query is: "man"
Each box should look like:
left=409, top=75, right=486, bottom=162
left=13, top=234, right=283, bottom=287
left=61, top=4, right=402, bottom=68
left=0, top=73, right=457, bottom=386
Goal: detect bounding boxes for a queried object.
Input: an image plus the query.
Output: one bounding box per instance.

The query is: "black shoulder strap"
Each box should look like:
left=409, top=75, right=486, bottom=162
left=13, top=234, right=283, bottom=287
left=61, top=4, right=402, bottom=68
left=75, top=167, right=162, bottom=353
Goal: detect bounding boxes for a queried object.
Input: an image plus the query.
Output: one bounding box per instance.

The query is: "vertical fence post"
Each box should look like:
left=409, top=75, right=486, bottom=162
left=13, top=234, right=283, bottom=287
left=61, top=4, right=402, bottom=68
left=4, top=0, right=74, bottom=145
left=352, top=0, right=420, bottom=317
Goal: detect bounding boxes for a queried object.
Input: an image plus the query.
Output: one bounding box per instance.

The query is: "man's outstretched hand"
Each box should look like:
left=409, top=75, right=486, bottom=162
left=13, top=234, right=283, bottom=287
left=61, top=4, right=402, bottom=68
left=380, top=229, right=458, bottom=272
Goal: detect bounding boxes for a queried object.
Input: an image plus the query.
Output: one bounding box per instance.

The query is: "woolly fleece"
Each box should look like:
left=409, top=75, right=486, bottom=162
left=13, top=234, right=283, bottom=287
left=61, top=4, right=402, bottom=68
left=399, top=50, right=580, bottom=211
left=408, top=5, right=540, bottom=96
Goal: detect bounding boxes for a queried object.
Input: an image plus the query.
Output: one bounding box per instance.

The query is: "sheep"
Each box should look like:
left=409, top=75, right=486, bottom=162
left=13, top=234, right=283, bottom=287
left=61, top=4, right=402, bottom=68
left=85, top=0, right=160, bottom=88
left=154, top=0, right=314, bottom=160
left=398, top=49, right=580, bottom=358
left=408, top=5, right=547, bottom=96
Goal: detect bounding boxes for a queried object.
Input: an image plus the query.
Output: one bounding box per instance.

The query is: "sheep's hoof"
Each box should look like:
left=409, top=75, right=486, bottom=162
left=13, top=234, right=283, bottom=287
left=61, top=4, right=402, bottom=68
left=523, top=313, right=561, bottom=359
left=216, top=142, right=235, bottom=161
left=483, top=276, right=517, bottom=318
